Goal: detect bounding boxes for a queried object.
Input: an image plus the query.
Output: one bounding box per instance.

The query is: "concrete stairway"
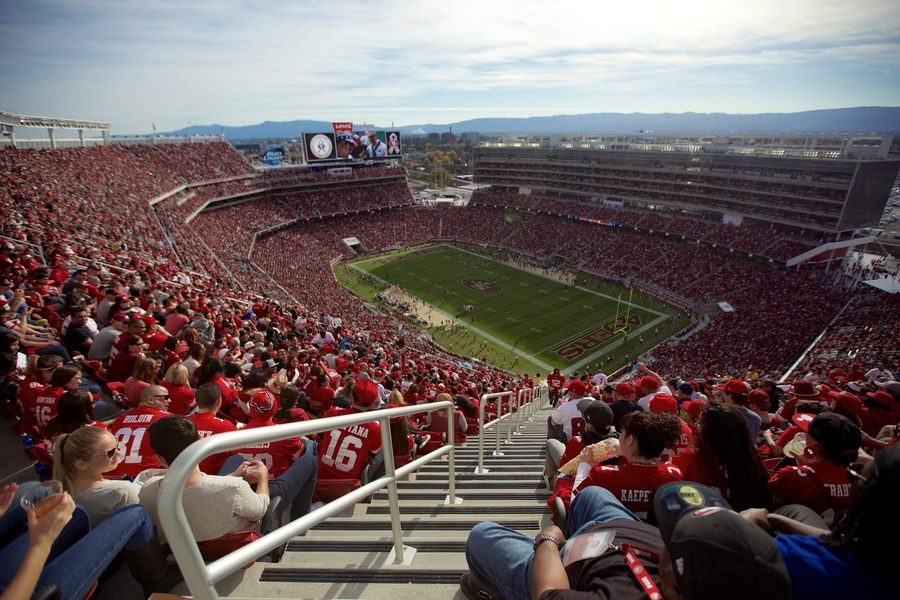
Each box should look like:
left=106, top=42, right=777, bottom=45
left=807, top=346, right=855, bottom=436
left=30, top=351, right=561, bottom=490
left=201, top=407, right=553, bottom=599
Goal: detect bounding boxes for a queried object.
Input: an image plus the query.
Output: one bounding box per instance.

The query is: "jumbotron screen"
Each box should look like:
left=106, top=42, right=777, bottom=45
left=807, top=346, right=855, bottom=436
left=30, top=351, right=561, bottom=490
left=303, top=123, right=401, bottom=163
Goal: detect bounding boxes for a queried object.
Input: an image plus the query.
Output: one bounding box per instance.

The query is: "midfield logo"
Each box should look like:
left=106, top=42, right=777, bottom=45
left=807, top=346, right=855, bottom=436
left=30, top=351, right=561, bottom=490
left=462, top=278, right=502, bottom=293
left=551, top=314, right=642, bottom=361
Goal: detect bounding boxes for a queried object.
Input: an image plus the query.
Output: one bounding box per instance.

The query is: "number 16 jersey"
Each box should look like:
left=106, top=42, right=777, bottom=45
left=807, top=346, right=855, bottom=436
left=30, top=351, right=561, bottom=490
left=317, top=407, right=381, bottom=480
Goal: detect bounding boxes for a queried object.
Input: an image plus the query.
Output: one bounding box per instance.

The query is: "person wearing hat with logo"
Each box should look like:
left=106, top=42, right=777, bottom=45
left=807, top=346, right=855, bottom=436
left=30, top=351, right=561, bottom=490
left=335, top=134, right=356, bottom=159
left=316, top=377, right=382, bottom=483
left=761, top=401, right=827, bottom=458
left=777, top=380, right=821, bottom=420
left=833, top=387, right=896, bottom=437
left=610, top=381, right=642, bottom=430
left=768, top=412, right=861, bottom=517
left=549, top=379, right=590, bottom=443
left=720, top=378, right=762, bottom=438
left=462, top=480, right=791, bottom=600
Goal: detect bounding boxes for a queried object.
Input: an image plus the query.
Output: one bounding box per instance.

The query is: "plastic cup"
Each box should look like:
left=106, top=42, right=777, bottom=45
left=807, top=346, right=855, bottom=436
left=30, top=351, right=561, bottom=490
left=20, top=480, right=64, bottom=518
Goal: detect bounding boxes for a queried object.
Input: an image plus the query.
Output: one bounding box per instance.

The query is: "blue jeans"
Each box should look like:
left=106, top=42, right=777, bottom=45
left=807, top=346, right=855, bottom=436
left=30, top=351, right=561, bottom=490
left=0, top=504, right=156, bottom=600
left=219, top=439, right=319, bottom=521
left=465, top=487, right=639, bottom=599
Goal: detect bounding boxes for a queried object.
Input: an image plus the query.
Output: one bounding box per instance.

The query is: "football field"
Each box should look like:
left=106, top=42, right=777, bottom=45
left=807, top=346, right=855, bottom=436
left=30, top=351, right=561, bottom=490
left=351, top=244, right=684, bottom=374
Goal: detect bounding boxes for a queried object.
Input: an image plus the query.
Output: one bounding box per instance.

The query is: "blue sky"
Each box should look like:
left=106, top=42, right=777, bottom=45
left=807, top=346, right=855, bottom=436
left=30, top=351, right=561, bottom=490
left=1, top=0, right=899, bottom=134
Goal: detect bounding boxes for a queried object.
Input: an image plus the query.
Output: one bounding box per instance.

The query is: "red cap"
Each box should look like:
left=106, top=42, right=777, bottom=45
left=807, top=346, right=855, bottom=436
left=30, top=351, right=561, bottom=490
left=682, top=400, right=706, bottom=420
left=249, top=390, right=275, bottom=416
left=568, top=379, right=588, bottom=398
left=638, top=376, right=660, bottom=392
left=748, top=389, right=770, bottom=408
left=354, top=378, right=380, bottom=406
left=649, top=393, right=678, bottom=414
left=111, top=312, right=127, bottom=322
left=142, top=316, right=156, bottom=326
left=719, top=379, right=750, bottom=396
left=866, top=390, right=893, bottom=407
left=615, top=382, right=635, bottom=397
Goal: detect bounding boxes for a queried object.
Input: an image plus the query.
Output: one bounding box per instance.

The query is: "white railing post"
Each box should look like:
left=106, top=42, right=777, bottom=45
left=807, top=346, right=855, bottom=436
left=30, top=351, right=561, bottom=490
left=446, top=403, right=456, bottom=504
left=158, top=401, right=455, bottom=599
left=476, top=391, right=513, bottom=474
left=494, top=392, right=506, bottom=457
left=379, top=416, right=403, bottom=564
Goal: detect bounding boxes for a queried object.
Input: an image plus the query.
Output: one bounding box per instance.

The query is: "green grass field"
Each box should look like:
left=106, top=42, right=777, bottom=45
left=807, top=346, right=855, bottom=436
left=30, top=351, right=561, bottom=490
left=347, top=244, right=689, bottom=375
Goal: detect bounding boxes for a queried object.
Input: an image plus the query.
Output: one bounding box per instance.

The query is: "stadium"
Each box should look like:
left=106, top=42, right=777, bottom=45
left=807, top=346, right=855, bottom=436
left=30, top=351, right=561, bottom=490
left=1, top=106, right=899, bottom=600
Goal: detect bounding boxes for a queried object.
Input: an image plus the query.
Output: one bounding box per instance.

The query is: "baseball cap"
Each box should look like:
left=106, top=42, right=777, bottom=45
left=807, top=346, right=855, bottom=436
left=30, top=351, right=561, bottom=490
left=353, top=378, right=380, bottom=406
left=747, top=388, right=770, bottom=408
left=637, top=376, right=659, bottom=392
left=244, top=341, right=256, bottom=350
left=651, top=482, right=791, bottom=600
left=568, top=379, right=588, bottom=398
left=336, top=133, right=356, bottom=145
left=583, top=404, right=614, bottom=433
left=807, top=412, right=861, bottom=463
left=649, top=393, right=678, bottom=414
left=682, top=400, right=705, bottom=420
left=718, top=379, right=750, bottom=396
left=111, top=312, right=127, bottom=322
left=249, top=390, right=275, bottom=416
left=866, top=390, right=893, bottom=407
left=615, top=382, right=635, bottom=397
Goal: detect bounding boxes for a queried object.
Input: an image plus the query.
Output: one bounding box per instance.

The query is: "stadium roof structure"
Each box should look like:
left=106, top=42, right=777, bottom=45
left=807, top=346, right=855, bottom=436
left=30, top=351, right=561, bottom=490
left=862, top=279, right=900, bottom=294
left=0, top=108, right=110, bottom=149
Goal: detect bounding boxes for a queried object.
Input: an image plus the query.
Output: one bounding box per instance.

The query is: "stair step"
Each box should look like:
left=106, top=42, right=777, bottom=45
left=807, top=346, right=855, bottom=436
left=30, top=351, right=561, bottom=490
left=394, top=481, right=543, bottom=489
left=287, top=540, right=468, bottom=553
left=366, top=505, right=547, bottom=515
left=374, top=491, right=548, bottom=501
left=260, top=567, right=466, bottom=585
left=312, top=519, right=538, bottom=531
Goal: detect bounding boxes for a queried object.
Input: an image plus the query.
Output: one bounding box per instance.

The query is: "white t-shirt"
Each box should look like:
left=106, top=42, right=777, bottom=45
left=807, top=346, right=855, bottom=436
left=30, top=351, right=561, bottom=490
left=139, top=472, right=269, bottom=542
left=550, top=397, right=586, bottom=440
left=865, top=368, right=894, bottom=382
left=74, top=480, right=141, bottom=527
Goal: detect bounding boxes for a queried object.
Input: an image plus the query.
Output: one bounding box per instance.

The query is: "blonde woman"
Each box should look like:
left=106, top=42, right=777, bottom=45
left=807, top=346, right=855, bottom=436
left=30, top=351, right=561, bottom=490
left=53, top=427, right=140, bottom=526
left=123, top=356, right=157, bottom=408
left=162, top=363, right=196, bottom=415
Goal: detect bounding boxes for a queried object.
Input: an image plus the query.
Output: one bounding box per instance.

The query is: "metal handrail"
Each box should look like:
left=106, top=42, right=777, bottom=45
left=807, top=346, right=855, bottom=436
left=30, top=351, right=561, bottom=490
left=158, top=401, right=456, bottom=600
left=476, top=391, right=513, bottom=474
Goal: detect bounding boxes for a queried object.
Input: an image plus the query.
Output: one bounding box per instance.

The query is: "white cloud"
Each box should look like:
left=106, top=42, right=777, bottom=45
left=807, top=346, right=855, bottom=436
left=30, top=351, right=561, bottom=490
left=1, top=0, right=898, bottom=131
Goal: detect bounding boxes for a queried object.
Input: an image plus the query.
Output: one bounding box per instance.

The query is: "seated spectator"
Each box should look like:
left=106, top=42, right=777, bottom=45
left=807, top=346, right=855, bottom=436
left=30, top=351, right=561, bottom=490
left=44, top=389, right=106, bottom=438
left=0, top=483, right=176, bottom=598
left=16, top=355, right=59, bottom=431
left=463, top=481, right=791, bottom=600
left=162, top=363, right=196, bottom=415
left=32, top=365, right=82, bottom=436
left=721, top=378, right=762, bottom=438
left=742, top=442, right=900, bottom=599
left=87, top=312, right=126, bottom=361
left=187, top=383, right=237, bottom=475
left=768, top=412, right=861, bottom=517
left=139, top=415, right=318, bottom=536
left=106, top=335, right=144, bottom=383
left=106, top=385, right=172, bottom=480
left=761, top=400, right=826, bottom=457
left=304, top=367, right=335, bottom=417
left=195, top=357, right=240, bottom=418
left=566, top=411, right=683, bottom=519
left=648, top=393, right=693, bottom=460
left=317, top=378, right=381, bottom=482
left=273, top=384, right=310, bottom=424
left=545, top=402, right=614, bottom=491
left=182, top=342, right=205, bottom=385
left=123, top=356, right=157, bottom=408
left=548, top=380, right=590, bottom=442
left=673, top=402, right=772, bottom=510
left=609, top=381, right=642, bottom=429
left=53, top=426, right=139, bottom=526
left=61, top=306, right=93, bottom=357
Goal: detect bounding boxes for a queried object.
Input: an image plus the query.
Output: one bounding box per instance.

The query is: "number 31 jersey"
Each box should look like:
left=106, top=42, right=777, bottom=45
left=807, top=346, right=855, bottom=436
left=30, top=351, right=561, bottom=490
left=107, top=405, right=171, bottom=479
left=317, top=407, right=381, bottom=480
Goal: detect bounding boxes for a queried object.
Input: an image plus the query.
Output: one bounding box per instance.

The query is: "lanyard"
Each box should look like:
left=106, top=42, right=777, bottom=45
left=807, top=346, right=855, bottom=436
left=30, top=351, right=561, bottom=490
left=621, top=544, right=663, bottom=600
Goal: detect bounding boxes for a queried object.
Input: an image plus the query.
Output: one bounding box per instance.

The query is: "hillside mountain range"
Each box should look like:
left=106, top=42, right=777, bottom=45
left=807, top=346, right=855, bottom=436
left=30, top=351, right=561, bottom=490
left=161, top=107, right=900, bottom=140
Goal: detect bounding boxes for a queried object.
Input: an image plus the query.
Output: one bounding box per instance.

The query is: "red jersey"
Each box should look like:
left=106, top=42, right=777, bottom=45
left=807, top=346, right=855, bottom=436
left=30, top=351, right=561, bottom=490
left=305, top=381, right=335, bottom=417
left=547, top=373, right=566, bottom=392
left=233, top=421, right=304, bottom=478
left=188, top=411, right=237, bottom=475
left=559, top=436, right=587, bottom=469
left=768, top=462, right=853, bottom=515
left=273, top=407, right=311, bottom=424
left=660, top=421, right=693, bottom=462
left=211, top=375, right=240, bottom=411
left=17, top=377, right=47, bottom=430
left=671, top=449, right=730, bottom=495
left=31, top=387, right=65, bottom=436
left=163, top=382, right=196, bottom=415
left=107, top=406, right=171, bottom=479
left=317, top=407, right=381, bottom=480
left=575, top=460, right=683, bottom=518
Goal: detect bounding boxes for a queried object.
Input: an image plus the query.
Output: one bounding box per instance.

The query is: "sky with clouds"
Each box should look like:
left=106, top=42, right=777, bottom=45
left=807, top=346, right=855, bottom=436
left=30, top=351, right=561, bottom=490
left=1, top=0, right=899, bottom=134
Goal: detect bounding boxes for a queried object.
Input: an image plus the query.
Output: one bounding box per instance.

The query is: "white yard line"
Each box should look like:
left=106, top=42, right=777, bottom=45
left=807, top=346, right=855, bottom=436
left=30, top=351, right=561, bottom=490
left=349, top=263, right=556, bottom=372
left=444, top=243, right=666, bottom=317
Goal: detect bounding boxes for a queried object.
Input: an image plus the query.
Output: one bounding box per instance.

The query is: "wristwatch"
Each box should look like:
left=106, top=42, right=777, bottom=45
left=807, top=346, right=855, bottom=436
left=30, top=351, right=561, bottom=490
left=533, top=533, right=563, bottom=551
